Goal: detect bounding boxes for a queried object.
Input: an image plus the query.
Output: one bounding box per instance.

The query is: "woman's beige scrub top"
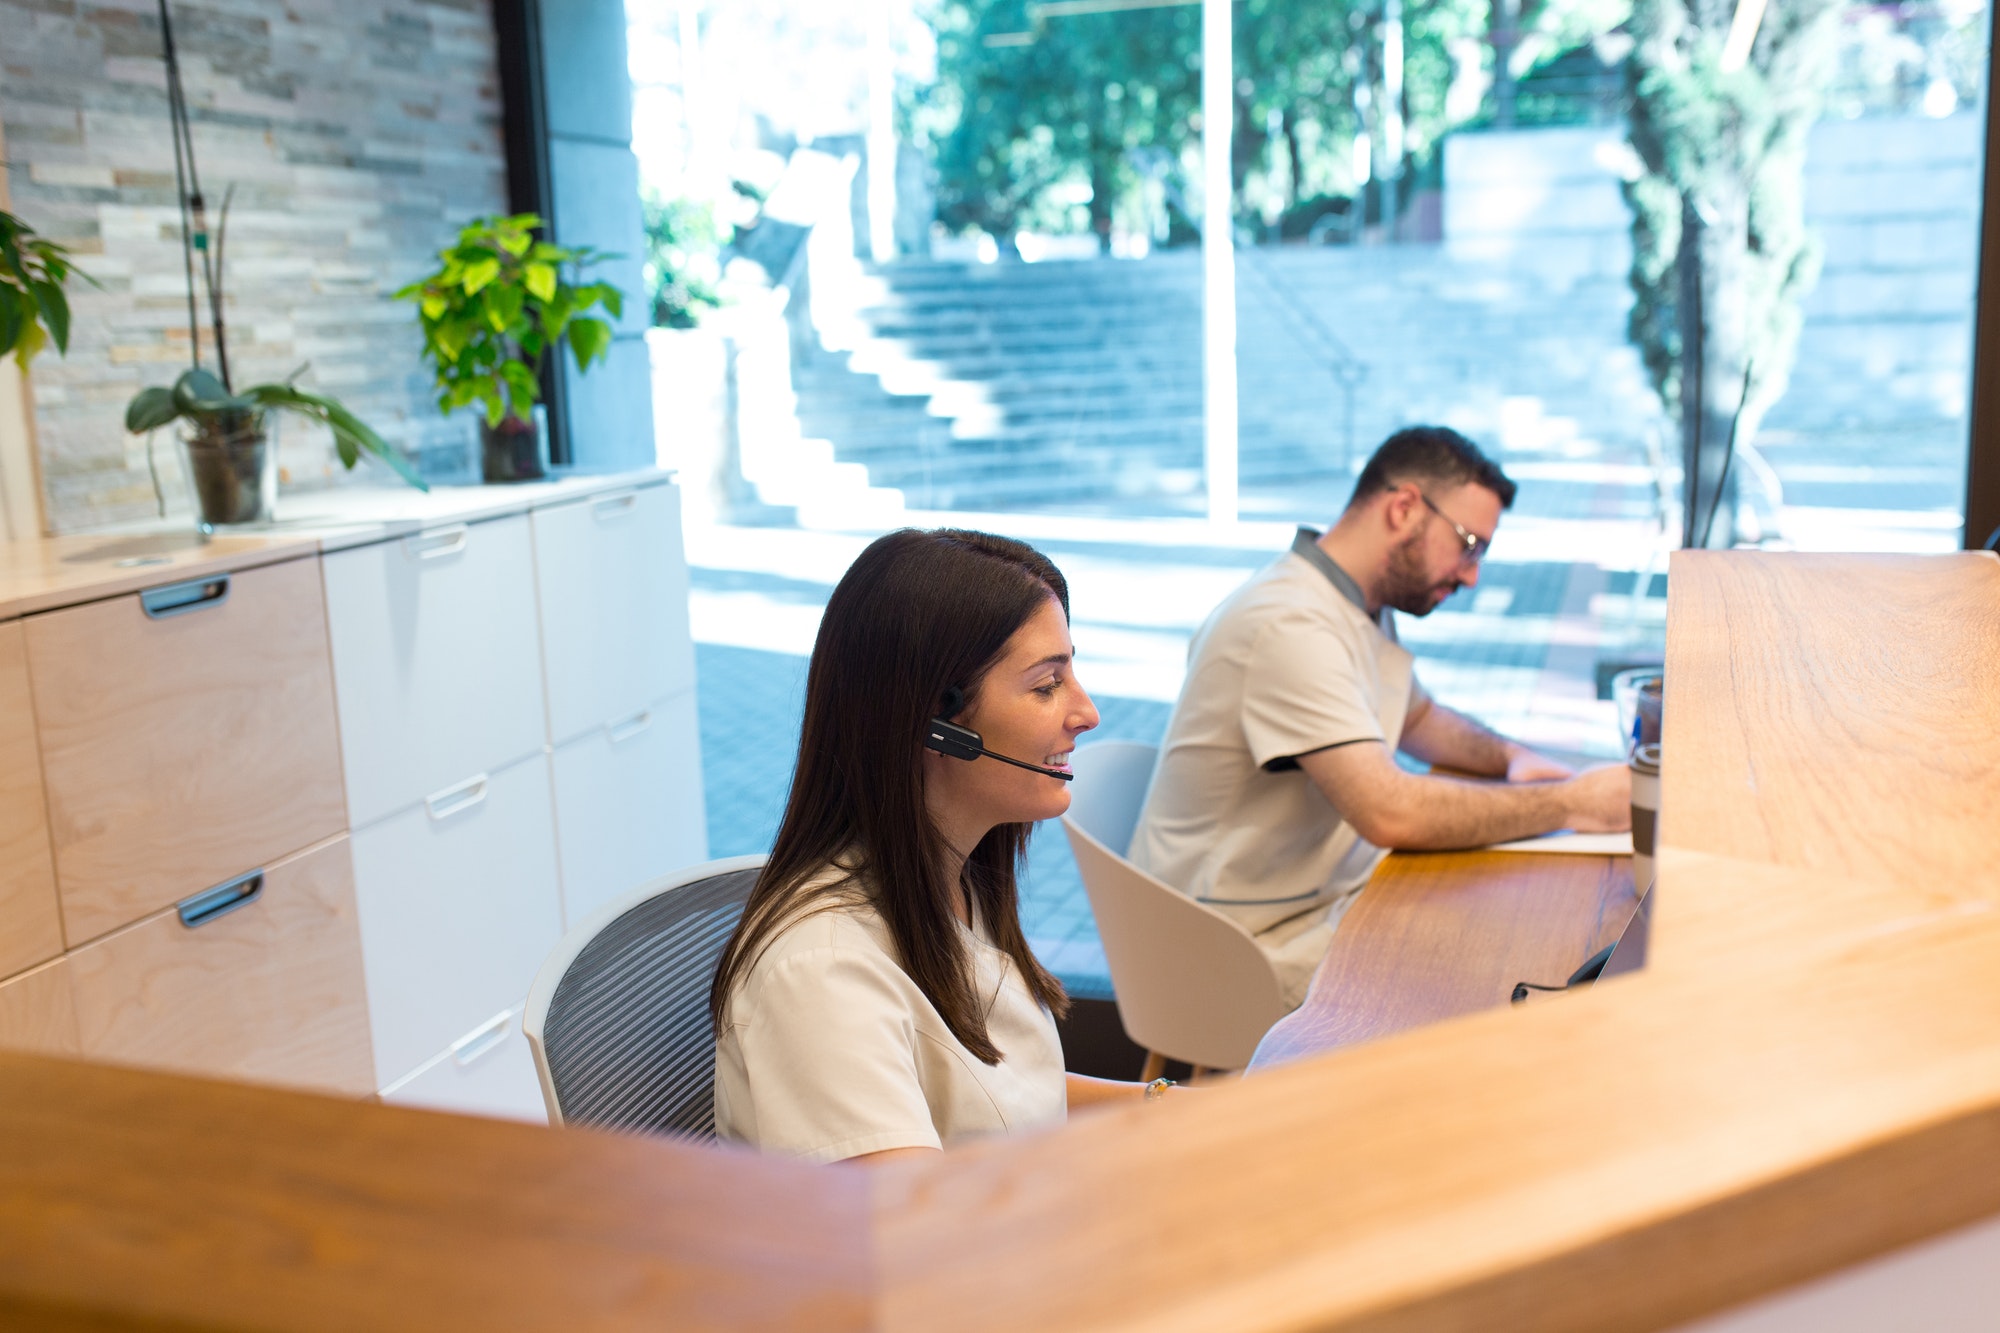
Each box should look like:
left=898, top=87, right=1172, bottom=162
left=714, top=880, right=1067, bottom=1163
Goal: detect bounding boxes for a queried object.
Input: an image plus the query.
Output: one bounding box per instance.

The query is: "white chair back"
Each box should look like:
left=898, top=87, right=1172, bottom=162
left=1064, top=739, right=1156, bottom=855
left=1061, top=743, right=1290, bottom=1070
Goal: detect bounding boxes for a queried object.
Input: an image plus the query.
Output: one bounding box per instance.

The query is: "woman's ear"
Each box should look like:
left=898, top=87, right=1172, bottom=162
left=940, top=684, right=965, bottom=719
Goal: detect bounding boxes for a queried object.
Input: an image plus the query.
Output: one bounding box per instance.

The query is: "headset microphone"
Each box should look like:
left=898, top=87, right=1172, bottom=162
left=924, top=717, right=1074, bottom=782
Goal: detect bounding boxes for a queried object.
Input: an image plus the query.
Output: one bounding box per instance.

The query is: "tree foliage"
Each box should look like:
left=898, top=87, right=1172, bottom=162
left=643, top=193, right=727, bottom=329
left=916, top=0, right=1483, bottom=246
left=1623, top=0, right=1841, bottom=455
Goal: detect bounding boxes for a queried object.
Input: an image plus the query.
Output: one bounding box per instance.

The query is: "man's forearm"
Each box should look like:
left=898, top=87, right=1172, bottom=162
left=1382, top=772, right=1572, bottom=849
left=1399, top=701, right=1515, bottom=777
left=1300, top=740, right=1628, bottom=850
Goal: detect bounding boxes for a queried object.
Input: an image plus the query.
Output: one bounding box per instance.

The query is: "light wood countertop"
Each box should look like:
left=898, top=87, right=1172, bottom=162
left=0, top=469, right=673, bottom=620
left=1249, top=850, right=1638, bottom=1066
left=1, top=549, right=1996, bottom=1330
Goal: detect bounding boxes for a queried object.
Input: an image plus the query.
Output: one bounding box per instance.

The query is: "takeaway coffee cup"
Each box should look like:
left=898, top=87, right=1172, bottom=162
left=1611, top=668, right=1665, bottom=755
left=1631, top=741, right=1660, bottom=898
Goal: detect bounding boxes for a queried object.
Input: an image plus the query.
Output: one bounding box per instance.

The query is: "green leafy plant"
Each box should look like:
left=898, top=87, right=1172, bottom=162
left=125, top=366, right=426, bottom=489
left=1, top=210, right=90, bottom=367
left=395, top=213, right=621, bottom=428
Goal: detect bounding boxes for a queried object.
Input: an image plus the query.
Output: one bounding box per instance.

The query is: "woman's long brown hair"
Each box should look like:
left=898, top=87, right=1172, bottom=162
left=708, top=529, right=1070, bottom=1063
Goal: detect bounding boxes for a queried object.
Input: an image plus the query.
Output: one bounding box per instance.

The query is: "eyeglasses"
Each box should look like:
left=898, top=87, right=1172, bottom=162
left=1416, top=490, right=1491, bottom=565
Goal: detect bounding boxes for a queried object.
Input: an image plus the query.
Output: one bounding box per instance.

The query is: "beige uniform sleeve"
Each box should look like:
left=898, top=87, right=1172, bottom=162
left=728, top=946, right=942, bottom=1164
left=1240, top=613, right=1384, bottom=769
left=1405, top=668, right=1431, bottom=722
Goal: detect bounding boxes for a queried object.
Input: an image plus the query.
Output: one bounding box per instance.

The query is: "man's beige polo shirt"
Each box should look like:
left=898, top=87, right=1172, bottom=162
left=1129, top=527, right=1426, bottom=1005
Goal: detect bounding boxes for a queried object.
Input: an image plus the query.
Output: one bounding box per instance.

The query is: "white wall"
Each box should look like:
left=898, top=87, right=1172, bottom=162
left=1671, top=1209, right=2000, bottom=1332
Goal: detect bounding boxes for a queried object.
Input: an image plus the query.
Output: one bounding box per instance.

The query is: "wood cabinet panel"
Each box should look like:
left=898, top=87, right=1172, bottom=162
left=0, top=957, right=78, bottom=1057
left=67, top=836, right=374, bottom=1096
left=28, top=557, right=348, bottom=944
left=321, top=514, right=546, bottom=829
left=0, top=620, right=62, bottom=975
left=531, top=482, right=694, bottom=746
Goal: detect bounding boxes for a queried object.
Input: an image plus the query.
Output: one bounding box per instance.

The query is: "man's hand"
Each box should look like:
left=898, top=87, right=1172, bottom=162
left=1504, top=746, right=1574, bottom=783
left=1558, top=763, right=1632, bottom=833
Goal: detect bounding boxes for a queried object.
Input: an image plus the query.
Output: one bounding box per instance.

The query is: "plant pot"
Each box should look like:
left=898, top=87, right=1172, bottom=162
left=480, top=412, right=546, bottom=483
left=181, top=416, right=277, bottom=527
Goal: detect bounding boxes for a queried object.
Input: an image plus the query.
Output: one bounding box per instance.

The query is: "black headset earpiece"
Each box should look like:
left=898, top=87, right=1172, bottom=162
left=923, top=684, right=1073, bottom=781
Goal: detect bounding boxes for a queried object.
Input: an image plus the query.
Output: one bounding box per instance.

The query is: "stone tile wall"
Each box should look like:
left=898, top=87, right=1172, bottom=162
left=1, top=0, right=509, bottom=531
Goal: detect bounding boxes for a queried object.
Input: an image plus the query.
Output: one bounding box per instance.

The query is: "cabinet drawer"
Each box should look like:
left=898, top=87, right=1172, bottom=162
left=29, top=557, right=348, bottom=943
left=322, top=514, right=546, bottom=829
left=0, top=957, right=79, bottom=1058
left=379, top=1006, right=549, bottom=1124
left=0, top=621, right=62, bottom=975
left=550, top=689, right=708, bottom=927
left=531, top=482, right=695, bottom=745
left=67, top=837, right=374, bottom=1096
left=350, top=753, right=563, bottom=1088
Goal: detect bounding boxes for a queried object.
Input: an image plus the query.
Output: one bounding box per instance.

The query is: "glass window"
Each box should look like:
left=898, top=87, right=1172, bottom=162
left=630, top=0, right=1992, bottom=1000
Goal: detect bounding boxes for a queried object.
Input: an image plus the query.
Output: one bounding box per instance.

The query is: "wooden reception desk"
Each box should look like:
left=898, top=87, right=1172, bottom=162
left=4, top=550, right=1999, bottom=1331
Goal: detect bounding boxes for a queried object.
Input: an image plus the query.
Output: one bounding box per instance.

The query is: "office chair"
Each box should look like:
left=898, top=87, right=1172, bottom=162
left=524, top=854, right=766, bottom=1139
left=1061, top=742, right=1291, bottom=1077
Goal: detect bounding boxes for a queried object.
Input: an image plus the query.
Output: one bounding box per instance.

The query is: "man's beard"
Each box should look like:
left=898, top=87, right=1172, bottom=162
left=1380, top=530, right=1459, bottom=616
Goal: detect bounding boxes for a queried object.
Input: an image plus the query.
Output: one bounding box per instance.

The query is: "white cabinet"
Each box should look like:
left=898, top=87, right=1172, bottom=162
left=349, top=754, right=564, bottom=1088
left=314, top=471, right=706, bottom=1117
left=549, top=689, right=707, bottom=926
left=322, top=515, right=546, bottom=830
left=379, top=1006, right=548, bottom=1124
left=531, top=483, right=695, bottom=747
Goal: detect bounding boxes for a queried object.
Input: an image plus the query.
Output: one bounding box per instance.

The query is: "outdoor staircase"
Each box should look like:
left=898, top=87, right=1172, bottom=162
left=783, top=246, right=1669, bottom=514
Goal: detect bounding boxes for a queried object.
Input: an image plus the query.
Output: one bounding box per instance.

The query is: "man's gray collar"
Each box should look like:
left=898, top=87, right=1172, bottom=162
left=1291, top=527, right=1371, bottom=614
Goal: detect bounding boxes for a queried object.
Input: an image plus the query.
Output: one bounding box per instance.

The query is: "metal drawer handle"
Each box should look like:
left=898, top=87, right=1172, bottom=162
left=141, top=574, right=230, bottom=619
left=423, top=773, right=490, bottom=822
left=606, top=709, right=653, bottom=744
left=178, top=869, right=264, bottom=929
left=450, top=1011, right=514, bottom=1067
left=403, top=524, right=469, bottom=561
left=591, top=490, right=639, bottom=520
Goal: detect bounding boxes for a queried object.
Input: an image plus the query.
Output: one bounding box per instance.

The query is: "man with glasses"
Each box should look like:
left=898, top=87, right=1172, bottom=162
left=1129, top=426, right=1632, bottom=1006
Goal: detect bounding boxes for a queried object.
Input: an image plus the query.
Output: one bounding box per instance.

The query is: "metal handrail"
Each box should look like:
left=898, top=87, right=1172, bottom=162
left=1233, top=247, right=1368, bottom=469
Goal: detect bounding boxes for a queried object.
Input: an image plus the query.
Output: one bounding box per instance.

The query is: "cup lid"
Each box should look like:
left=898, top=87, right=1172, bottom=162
left=1631, top=741, right=1661, bottom=775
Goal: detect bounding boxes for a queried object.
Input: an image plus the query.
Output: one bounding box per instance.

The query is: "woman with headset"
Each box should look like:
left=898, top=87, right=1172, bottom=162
left=709, top=528, right=1177, bottom=1164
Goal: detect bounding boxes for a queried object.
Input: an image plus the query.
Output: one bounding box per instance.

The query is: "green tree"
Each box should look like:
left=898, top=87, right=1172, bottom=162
left=920, top=0, right=1202, bottom=248
left=1623, top=0, right=1841, bottom=546
left=642, top=193, right=726, bottom=329
left=918, top=0, right=1483, bottom=249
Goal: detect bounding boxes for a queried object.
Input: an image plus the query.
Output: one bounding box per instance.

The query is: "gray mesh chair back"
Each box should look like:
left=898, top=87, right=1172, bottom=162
left=523, top=854, right=766, bottom=1140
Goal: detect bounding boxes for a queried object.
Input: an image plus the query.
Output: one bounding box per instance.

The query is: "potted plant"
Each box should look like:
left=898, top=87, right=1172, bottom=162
left=396, top=213, right=621, bottom=482
left=118, top=187, right=426, bottom=526
left=123, top=1, right=422, bottom=527
left=125, top=362, right=426, bottom=525
left=1, top=210, right=88, bottom=367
